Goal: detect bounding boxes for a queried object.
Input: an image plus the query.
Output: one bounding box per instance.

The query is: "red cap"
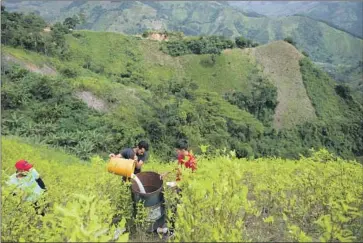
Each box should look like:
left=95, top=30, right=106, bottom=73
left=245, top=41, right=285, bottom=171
left=15, top=160, right=33, bottom=171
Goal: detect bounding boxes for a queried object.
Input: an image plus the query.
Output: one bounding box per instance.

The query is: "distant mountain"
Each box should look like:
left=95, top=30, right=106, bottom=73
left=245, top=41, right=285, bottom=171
left=229, top=1, right=318, bottom=16
left=229, top=1, right=363, bottom=38
left=3, top=0, right=362, bottom=67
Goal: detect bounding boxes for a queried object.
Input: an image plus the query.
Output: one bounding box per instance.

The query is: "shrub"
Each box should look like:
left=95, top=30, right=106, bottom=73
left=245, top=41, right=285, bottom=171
left=161, top=36, right=236, bottom=56
left=2, top=138, right=362, bottom=242
left=284, top=37, right=296, bottom=45
left=302, top=51, right=309, bottom=57
left=60, top=66, right=79, bottom=78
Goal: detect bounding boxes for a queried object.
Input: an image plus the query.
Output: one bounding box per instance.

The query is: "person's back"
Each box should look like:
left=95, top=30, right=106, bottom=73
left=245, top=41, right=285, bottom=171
left=7, top=160, right=46, bottom=203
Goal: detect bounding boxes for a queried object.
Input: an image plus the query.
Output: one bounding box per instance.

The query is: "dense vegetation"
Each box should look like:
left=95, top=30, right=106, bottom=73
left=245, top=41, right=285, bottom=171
left=1, top=6, right=72, bottom=59
left=323, top=61, right=363, bottom=105
left=160, top=35, right=257, bottom=56
left=0, top=66, right=264, bottom=160
left=2, top=138, right=362, bottom=242
left=252, top=59, right=363, bottom=160
left=1, top=8, right=363, bottom=163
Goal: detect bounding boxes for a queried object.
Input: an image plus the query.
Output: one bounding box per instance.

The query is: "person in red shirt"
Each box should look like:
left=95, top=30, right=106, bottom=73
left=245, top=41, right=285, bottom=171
left=160, top=139, right=197, bottom=182
left=175, top=139, right=197, bottom=181
left=158, top=139, right=197, bottom=239
left=160, top=139, right=197, bottom=181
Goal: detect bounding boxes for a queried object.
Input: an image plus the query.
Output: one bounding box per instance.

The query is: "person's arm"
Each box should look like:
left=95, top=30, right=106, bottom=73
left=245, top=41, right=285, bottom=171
left=136, top=152, right=148, bottom=169
left=109, top=153, right=122, bottom=158
left=36, top=177, right=46, bottom=190
left=135, top=160, right=143, bottom=169
left=143, top=152, right=149, bottom=163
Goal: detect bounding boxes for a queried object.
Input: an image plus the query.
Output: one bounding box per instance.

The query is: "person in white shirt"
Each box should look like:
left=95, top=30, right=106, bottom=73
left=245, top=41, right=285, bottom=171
left=7, top=160, right=47, bottom=215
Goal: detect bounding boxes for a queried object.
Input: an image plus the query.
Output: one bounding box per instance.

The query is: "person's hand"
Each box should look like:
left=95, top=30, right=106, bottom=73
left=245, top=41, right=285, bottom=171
left=135, top=160, right=143, bottom=169
left=109, top=153, right=116, bottom=158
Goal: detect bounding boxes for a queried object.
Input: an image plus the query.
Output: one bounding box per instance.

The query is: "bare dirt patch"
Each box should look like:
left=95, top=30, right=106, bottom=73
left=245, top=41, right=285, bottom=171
left=43, top=26, right=51, bottom=32
left=148, top=33, right=168, bottom=41
left=2, top=53, right=57, bottom=76
left=250, top=41, right=316, bottom=129
left=222, top=49, right=233, bottom=54
left=75, top=91, right=108, bottom=112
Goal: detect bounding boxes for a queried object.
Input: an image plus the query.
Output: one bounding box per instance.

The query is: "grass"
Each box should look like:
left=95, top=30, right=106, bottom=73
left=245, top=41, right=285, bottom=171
left=179, top=49, right=258, bottom=94
left=299, top=58, right=358, bottom=122
left=66, top=31, right=144, bottom=75
left=140, top=41, right=261, bottom=94
left=2, top=45, right=61, bottom=68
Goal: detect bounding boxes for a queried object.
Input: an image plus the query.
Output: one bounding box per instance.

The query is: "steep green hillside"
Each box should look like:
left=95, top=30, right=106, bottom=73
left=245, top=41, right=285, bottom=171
left=3, top=1, right=362, bottom=67
left=2, top=137, right=363, bottom=242
left=1, top=9, right=362, bottom=162
left=317, top=61, right=363, bottom=105
left=64, top=31, right=260, bottom=94
left=1, top=30, right=266, bottom=160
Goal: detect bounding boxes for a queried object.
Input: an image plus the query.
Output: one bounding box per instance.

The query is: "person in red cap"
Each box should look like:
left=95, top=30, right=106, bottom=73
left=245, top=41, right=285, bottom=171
left=13, top=160, right=46, bottom=190
left=7, top=160, right=47, bottom=214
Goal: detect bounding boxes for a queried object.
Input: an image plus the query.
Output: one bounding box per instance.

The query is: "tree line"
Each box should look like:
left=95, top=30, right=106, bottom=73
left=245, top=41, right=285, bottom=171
left=160, top=35, right=259, bottom=56
left=1, top=6, right=81, bottom=59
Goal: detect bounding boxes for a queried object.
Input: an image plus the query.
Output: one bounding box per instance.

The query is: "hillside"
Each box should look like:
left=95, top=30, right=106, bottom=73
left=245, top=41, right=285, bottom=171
left=2, top=137, right=363, bottom=242
left=248, top=41, right=316, bottom=129
left=2, top=16, right=363, bottom=161
left=229, top=1, right=363, bottom=38
left=3, top=0, right=362, bottom=67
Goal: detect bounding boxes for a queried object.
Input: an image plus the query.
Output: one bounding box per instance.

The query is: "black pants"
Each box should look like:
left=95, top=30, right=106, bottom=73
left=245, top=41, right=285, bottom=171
left=33, top=201, right=47, bottom=216
left=168, top=188, right=182, bottom=231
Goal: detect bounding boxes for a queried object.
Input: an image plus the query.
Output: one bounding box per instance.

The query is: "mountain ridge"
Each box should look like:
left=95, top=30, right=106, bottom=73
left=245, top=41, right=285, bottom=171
left=229, top=1, right=363, bottom=38
left=3, top=1, right=362, bottom=67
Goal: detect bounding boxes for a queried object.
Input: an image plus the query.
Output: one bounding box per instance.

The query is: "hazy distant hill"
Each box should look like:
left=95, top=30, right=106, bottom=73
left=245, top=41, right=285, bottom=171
left=229, top=1, right=363, bottom=38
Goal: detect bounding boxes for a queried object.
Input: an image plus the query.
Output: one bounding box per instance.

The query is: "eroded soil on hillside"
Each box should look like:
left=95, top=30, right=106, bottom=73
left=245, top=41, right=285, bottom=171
left=2, top=53, right=57, bottom=76
left=75, top=91, right=108, bottom=112
left=247, top=41, right=316, bottom=129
